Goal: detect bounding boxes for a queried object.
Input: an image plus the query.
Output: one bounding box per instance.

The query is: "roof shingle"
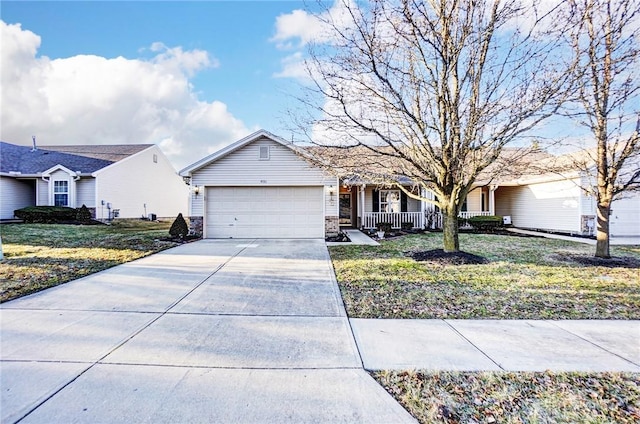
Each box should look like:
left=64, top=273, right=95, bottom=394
left=0, top=142, right=149, bottom=175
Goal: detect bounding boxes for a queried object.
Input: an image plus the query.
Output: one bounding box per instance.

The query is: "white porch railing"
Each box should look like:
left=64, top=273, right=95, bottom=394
left=459, top=211, right=491, bottom=219
left=363, top=211, right=492, bottom=230
left=363, top=212, right=424, bottom=229
left=424, top=211, right=491, bottom=230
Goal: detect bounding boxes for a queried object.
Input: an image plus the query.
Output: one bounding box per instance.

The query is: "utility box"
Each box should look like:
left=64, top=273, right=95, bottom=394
left=503, top=215, right=512, bottom=225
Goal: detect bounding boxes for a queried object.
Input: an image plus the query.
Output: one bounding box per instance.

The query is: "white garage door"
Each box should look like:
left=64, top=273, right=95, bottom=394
left=610, top=195, right=640, bottom=236
left=205, top=186, right=324, bottom=238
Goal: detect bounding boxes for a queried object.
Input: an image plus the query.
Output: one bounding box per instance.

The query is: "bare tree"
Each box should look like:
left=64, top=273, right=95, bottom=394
left=293, top=0, right=571, bottom=252
left=563, top=0, right=640, bottom=258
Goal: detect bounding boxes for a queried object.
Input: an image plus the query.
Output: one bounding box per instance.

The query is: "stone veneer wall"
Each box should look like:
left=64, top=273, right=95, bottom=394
left=325, top=216, right=339, bottom=237
left=188, top=216, right=204, bottom=237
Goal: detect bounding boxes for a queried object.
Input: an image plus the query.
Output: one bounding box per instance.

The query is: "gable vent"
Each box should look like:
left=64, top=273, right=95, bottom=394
left=259, top=145, right=270, bottom=160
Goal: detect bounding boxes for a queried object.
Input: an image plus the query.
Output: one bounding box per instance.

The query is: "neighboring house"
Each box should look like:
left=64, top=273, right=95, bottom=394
left=181, top=130, right=639, bottom=239
left=493, top=172, right=640, bottom=237
left=0, top=141, right=188, bottom=220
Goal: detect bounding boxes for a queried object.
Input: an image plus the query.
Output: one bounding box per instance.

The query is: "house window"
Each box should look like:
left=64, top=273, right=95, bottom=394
left=54, top=180, right=69, bottom=206
left=379, top=190, right=400, bottom=213
left=259, top=145, right=270, bottom=160
left=153, top=154, right=158, bottom=163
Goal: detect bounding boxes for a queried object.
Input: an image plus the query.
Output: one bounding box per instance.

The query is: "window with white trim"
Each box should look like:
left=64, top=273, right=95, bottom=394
left=54, top=180, right=69, bottom=206
left=379, top=190, right=400, bottom=213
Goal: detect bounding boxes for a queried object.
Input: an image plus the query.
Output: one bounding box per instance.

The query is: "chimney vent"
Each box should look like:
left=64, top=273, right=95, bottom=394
left=31, top=136, right=37, bottom=151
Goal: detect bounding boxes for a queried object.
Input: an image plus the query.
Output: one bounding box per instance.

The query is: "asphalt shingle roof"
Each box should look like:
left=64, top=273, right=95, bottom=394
left=0, top=142, right=149, bottom=175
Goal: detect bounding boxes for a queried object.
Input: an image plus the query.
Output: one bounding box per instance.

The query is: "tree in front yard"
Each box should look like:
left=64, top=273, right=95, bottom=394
left=562, top=0, right=640, bottom=258
left=293, top=0, right=571, bottom=252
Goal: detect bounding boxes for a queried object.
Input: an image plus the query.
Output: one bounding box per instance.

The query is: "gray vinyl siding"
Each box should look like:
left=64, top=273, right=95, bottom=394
left=36, top=179, right=48, bottom=206
left=190, top=138, right=335, bottom=217
left=495, top=179, right=581, bottom=233
left=0, top=177, right=35, bottom=219
left=76, top=178, right=96, bottom=208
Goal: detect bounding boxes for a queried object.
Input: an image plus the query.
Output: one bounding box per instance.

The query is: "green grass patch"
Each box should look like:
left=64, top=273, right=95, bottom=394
left=373, top=370, right=640, bottom=424
left=330, top=233, right=640, bottom=319
left=0, top=221, right=182, bottom=302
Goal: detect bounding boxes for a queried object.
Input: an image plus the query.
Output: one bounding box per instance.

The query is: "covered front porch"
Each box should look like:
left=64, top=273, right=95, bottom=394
left=340, top=180, right=498, bottom=230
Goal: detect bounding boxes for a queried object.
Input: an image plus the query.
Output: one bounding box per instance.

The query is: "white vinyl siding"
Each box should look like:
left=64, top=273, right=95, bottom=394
left=190, top=137, right=335, bottom=218
left=36, top=179, right=48, bottom=206
left=75, top=178, right=96, bottom=208
left=610, top=194, right=640, bottom=236
left=192, top=139, right=332, bottom=187
left=0, top=177, right=35, bottom=219
left=466, top=188, right=483, bottom=212
left=94, top=146, right=188, bottom=219
left=495, top=179, right=581, bottom=233
left=205, top=186, right=324, bottom=238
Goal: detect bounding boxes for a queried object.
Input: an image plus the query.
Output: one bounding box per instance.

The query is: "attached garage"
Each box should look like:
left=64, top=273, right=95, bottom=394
left=610, top=195, right=640, bottom=237
left=205, top=186, right=324, bottom=238
left=180, top=130, right=339, bottom=239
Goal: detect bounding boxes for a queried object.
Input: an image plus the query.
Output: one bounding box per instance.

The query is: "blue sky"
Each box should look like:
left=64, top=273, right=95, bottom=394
left=1, top=1, right=319, bottom=168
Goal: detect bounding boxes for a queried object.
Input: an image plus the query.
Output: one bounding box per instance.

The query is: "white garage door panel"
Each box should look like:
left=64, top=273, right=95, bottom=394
left=610, top=195, right=640, bottom=236
left=206, top=186, right=324, bottom=238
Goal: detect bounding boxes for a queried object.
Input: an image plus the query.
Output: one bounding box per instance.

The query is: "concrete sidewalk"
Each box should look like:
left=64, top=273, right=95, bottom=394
left=0, top=240, right=415, bottom=424
left=351, top=319, right=640, bottom=372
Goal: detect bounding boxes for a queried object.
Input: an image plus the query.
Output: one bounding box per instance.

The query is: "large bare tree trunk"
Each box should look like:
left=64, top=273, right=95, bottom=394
left=595, top=201, right=611, bottom=258
left=442, top=209, right=460, bottom=252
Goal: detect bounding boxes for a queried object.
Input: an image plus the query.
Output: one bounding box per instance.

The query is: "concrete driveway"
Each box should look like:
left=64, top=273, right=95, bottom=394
left=0, top=239, right=416, bottom=424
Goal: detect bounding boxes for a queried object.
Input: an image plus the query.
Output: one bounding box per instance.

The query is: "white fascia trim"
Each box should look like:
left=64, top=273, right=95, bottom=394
left=42, top=164, right=78, bottom=177
left=179, top=129, right=295, bottom=176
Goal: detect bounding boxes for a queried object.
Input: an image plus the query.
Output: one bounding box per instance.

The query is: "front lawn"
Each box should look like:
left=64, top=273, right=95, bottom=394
left=0, top=221, right=181, bottom=302
left=329, top=233, right=640, bottom=319
left=374, top=370, right=640, bottom=423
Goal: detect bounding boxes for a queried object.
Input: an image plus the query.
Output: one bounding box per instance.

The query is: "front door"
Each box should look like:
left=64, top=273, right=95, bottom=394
left=339, top=193, right=352, bottom=227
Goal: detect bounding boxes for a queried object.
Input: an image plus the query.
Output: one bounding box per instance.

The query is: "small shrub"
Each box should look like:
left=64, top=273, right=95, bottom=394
left=401, top=221, right=414, bottom=231
left=14, top=206, right=77, bottom=223
left=76, top=204, right=92, bottom=222
left=376, top=222, right=393, bottom=233
left=467, top=215, right=504, bottom=232
left=169, top=213, right=189, bottom=240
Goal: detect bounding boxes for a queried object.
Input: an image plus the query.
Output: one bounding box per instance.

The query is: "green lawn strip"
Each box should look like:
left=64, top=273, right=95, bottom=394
left=330, top=233, right=640, bottom=319
left=0, top=221, right=181, bottom=302
left=373, top=370, right=640, bottom=424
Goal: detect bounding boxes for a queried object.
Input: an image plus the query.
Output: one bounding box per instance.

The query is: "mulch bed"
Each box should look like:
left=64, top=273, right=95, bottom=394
left=410, top=249, right=488, bottom=265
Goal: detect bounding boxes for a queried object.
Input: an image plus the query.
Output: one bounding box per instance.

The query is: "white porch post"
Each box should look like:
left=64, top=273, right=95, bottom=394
left=489, top=185, right=497, bottom=215
left=420, top=187, right=427, bottom=229
left=359, top=185, right=366, bottom=229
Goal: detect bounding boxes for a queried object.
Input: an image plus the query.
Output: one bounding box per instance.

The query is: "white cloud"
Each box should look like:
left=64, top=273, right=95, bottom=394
left=271, top=1, right=357, bottom=82
left=0, top=20, right=250, bottom=170
left=271, top=9, right=326, bottom=48
left=271, top=0, right=355, bottom=49
left=273, top=52, right=310, bottom=80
